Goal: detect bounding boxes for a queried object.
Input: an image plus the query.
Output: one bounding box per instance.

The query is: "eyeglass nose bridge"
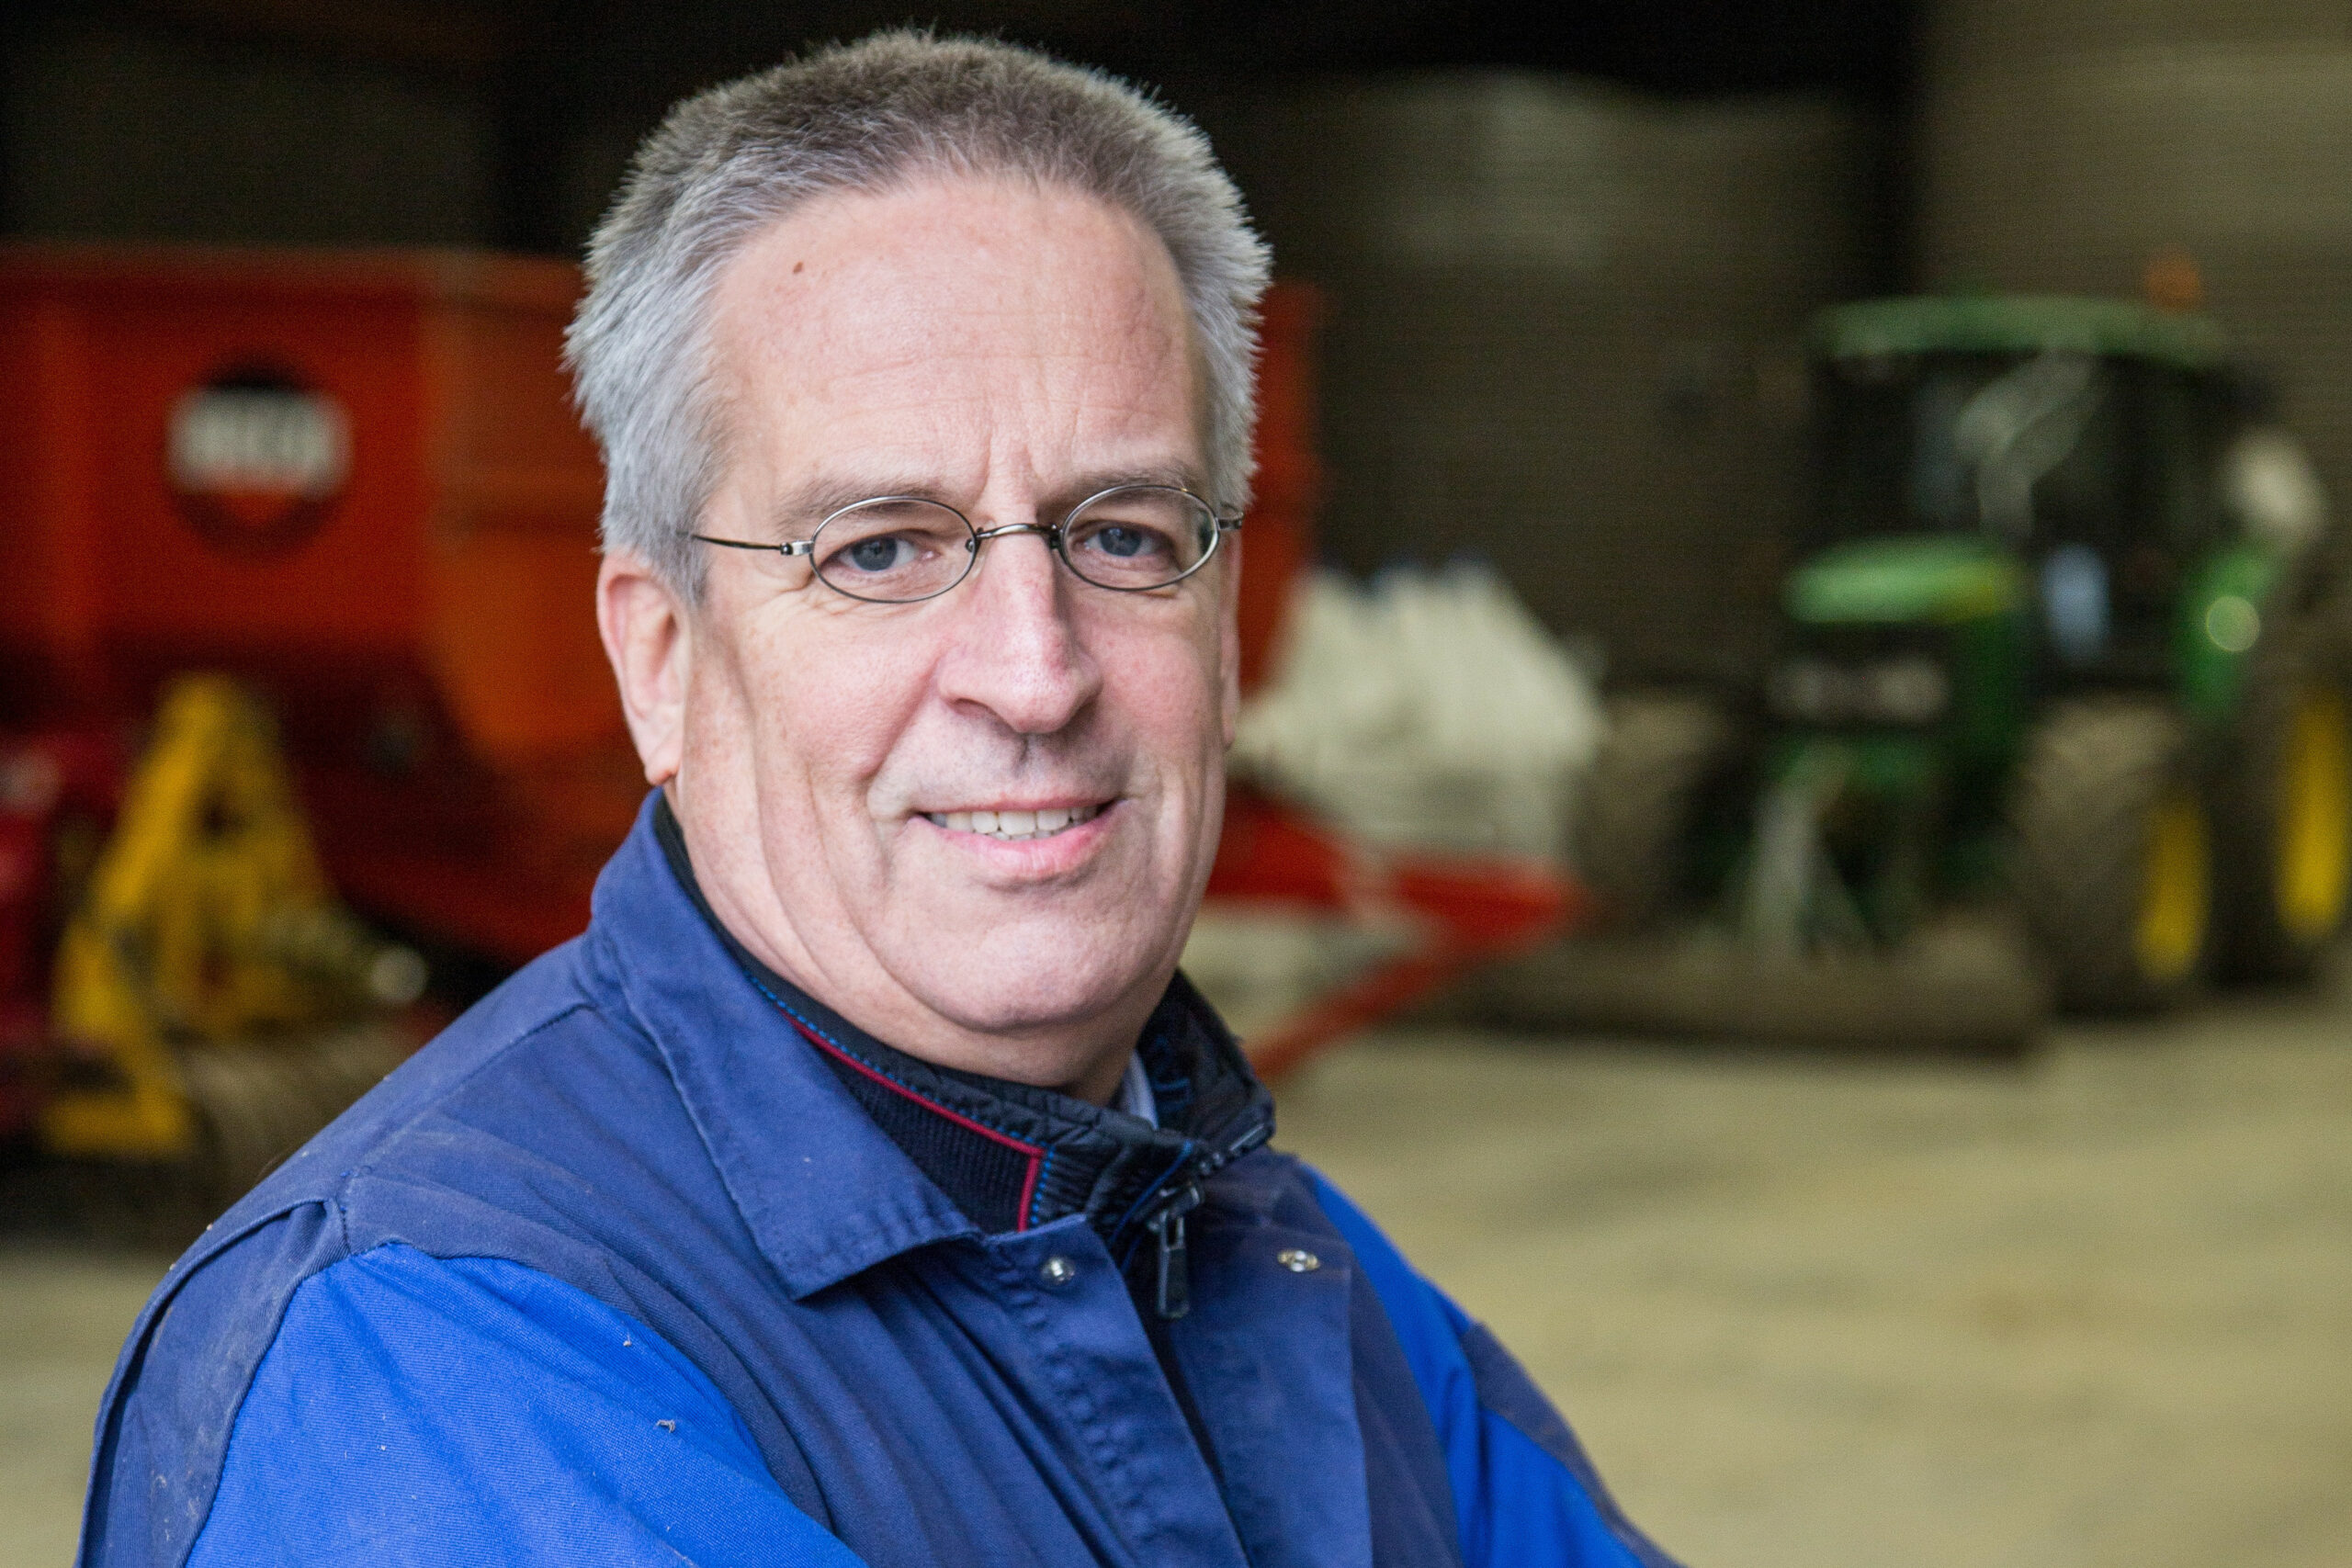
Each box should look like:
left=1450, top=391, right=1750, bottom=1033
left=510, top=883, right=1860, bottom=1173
left=968, top=519, right=1062, bottom=549
left=963, top=519, right=1073, bottom=580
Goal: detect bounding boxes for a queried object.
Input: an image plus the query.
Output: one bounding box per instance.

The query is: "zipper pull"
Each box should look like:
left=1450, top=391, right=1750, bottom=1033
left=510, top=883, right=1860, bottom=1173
left=1148, top=1183, right=1204, bottom=1320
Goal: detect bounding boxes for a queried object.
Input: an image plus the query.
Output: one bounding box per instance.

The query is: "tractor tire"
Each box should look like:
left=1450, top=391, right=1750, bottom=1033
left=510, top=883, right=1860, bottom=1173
left=2012, top=700, right=2212, bottom=1013
left=2211, top=627, right=2352, bottom=982
left=1573, top=692, right=1741, bottom=932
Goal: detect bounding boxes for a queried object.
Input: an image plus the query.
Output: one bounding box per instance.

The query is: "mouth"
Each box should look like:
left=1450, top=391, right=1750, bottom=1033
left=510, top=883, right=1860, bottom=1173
left=922, top=802, right=1108, bottom=843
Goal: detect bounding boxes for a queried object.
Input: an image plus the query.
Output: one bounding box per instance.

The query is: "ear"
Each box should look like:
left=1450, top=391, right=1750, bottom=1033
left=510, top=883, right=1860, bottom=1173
left=1216, top=535, right=1244, bottom=749
left=597, top=550, right=692, bottom=787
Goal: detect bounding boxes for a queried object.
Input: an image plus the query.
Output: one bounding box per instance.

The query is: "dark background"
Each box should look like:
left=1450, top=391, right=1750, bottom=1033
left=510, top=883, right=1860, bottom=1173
left=13, top=4, right=2341, bottom=690
left=71, top=3, right=2352, bottom=693
left=0, top=3, right=1937, bottom=683
left=0, top=2, right=1915, bottom=257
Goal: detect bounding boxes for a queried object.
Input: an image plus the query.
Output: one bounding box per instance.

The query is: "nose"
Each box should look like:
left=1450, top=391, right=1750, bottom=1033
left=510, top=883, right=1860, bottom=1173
left=934, top=523, right=1102, bottom=735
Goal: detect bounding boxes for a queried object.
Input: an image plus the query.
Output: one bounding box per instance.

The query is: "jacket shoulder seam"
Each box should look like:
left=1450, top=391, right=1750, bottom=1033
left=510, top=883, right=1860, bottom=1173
left=330, top=997, right=602, bottom=1201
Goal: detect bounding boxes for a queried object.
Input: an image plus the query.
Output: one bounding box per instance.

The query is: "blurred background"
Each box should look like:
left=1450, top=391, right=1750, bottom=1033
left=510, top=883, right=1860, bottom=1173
left=3, top=1, right=2350, bottom=1563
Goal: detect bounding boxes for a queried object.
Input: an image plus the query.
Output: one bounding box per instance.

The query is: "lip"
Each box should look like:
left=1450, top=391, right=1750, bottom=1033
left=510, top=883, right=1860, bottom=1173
left=914, top=796, right=1121, bottom=878
left=920, top=796, right=1109, bottom=818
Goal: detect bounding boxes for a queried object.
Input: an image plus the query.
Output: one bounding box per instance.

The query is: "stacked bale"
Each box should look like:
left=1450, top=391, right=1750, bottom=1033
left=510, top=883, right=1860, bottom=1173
left=1206, top=74, right=1867, bottom=682
left=1920, top=0, right=2352, bottom=507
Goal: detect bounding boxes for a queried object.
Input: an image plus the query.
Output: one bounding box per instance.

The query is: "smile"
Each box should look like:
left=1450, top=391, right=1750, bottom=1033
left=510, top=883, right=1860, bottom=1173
left=922, top=803, right=1106, bottom=842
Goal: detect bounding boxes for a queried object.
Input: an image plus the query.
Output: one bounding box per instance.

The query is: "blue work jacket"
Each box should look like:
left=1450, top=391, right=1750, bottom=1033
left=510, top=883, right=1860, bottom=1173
left=77, top=796, right=1679, bottom=1568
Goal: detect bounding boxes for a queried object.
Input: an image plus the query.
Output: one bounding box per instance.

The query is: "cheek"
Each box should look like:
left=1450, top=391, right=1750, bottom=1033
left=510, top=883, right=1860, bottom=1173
left=1102, top=612, right=1228, bottom=772
left=700, top=600, right=935, bottom=809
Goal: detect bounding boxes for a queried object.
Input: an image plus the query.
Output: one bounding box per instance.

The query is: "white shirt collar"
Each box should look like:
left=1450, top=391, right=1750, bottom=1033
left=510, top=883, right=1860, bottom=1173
left=1114, top=1051, right=1158, bottom=1126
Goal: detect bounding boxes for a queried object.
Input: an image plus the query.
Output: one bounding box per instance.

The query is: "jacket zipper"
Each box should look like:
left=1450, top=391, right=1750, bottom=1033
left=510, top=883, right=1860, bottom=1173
left=1142, top=1121, right=1272, bottom=1319
left=1146, top=1183, right=1202, bottom=1318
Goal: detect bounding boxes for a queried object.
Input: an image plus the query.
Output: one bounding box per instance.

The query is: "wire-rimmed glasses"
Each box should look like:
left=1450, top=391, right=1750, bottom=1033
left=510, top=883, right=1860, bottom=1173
left=690, top=483, right=1242, bottom=604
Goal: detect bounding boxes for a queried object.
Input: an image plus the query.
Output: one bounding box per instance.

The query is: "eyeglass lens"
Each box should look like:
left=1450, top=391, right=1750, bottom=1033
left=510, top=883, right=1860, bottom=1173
left=810, top=486, right=1219, bottom=604
left=1061, top=487, right=1217, bottom=592
left=809, top=499, right=974, bottom=602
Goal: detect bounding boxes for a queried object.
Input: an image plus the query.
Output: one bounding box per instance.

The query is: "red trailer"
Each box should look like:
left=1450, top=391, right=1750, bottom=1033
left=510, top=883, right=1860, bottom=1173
left=0, top=246, right=1566, bottom=1181
left=0, top=244, right=634, bottom=969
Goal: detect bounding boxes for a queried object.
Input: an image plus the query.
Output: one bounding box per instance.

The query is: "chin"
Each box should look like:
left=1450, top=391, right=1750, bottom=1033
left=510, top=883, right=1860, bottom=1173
left=907, top=942, right=1169, bottom=1043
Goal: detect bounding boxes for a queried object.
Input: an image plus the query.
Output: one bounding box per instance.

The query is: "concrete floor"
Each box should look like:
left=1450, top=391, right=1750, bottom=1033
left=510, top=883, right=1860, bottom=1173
left=0, top=1245, right=160, bottom=1567
left=1280, top=980, right=2352, bottom=1568
left=6, top=972, right=2349, bottom=1566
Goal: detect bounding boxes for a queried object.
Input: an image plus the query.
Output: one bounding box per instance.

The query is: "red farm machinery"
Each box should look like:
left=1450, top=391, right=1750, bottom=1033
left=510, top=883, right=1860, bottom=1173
left=0, top=246, right=1570, bottom=1209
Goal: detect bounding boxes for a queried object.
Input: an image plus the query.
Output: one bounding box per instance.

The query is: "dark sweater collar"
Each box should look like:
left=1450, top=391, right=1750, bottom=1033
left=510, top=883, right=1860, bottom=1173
left=652, top=796, right=1274, bottom=1271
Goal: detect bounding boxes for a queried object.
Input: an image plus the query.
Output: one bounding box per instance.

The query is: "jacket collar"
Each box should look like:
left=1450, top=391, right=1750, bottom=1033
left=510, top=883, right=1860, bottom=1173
left=582, top=794, right=1274, bottom=1299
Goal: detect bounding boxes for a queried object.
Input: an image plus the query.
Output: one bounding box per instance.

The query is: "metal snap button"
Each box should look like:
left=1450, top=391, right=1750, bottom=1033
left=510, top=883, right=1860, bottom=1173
left=1038, top=1255, right=1079, bottom=1288
left=1276, top=1248, right=1321, bottom=1273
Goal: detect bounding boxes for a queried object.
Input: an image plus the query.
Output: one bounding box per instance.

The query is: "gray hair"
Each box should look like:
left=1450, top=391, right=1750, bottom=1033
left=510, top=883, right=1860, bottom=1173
left=565, top=29, right=1272, bottom=595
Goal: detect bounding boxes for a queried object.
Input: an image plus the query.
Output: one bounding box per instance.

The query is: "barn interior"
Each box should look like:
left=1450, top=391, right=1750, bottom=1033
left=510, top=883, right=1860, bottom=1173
left=2, top=2, right=2348, bottom=1563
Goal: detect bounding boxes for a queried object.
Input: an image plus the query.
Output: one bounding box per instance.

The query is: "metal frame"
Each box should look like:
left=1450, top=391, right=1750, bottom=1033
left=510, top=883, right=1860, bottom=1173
left=691, top=483, right=1243, bottom=604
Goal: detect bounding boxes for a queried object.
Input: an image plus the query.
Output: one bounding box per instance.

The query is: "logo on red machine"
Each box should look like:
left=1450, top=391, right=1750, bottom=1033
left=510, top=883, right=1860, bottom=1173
left=168, top=367, right=351, bottom=558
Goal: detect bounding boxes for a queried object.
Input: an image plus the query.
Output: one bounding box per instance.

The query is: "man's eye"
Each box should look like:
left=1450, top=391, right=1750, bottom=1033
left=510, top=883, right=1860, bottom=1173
left=809, top=499, right=974, bottom=602
left=1088, top=525, right=1166, bottom=560
left=840, top=535, right=910, bottom=573
left=1057, top=486, right=1218, bottom=589
left=1074, top=523, right=1177, bottom=563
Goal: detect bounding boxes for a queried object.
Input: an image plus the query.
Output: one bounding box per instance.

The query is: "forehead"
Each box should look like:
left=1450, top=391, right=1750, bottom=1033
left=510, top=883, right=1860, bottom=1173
left=707, top=176, right=1201, bottom=492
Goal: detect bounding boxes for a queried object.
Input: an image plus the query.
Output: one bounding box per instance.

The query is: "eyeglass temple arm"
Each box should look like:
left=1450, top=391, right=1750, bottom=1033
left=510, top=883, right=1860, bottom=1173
left=688, top=534, right=815, bottom=558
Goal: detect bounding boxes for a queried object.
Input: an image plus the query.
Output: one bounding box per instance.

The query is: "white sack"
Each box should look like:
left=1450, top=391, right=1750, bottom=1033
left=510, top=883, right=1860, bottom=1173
left=1231, top=561, right=1603, bottom=860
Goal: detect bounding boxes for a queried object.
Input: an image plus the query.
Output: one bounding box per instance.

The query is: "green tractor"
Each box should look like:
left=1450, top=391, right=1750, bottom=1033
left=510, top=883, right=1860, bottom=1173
left=1579, top=294, right=2352, bottom=1023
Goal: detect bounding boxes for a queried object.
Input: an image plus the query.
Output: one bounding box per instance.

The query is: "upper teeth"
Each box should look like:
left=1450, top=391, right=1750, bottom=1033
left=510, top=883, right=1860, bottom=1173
left=927, top=804, right=1102, bottom=840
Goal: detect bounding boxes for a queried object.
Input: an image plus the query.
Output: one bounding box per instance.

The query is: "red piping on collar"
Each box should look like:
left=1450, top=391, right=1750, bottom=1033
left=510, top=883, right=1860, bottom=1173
left=790, top=1021, right=1046, bottom=1232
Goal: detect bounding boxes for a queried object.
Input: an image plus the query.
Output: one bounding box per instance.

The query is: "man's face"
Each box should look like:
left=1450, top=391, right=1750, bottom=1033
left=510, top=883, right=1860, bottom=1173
left=636, top=176, right=1238, bottom=1099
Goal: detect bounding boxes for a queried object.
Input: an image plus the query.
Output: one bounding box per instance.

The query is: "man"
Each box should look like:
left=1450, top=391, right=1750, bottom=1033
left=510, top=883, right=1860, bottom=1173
left=79, top=33, right=1676, bottom=1568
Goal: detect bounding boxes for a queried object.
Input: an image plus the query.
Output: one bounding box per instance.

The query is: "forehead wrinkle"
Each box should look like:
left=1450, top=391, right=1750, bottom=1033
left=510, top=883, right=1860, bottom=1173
left=760, top=330, right=1200, bottom=527
left=807, top=315, right=1184, bottom=419
left=767, top=458, right=1211, bottom=536
left=790, top=205, right=1192, bottom=406
left=715, top=176, right=1206, bottom=533
left=788, top=233, right=1180, bottom=379
left=782, top=314, right=1182, bottom=447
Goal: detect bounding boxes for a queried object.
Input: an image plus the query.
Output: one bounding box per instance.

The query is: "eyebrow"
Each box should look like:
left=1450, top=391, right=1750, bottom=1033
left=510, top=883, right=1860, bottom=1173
left=767, top=462, right=1210, bottom=535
